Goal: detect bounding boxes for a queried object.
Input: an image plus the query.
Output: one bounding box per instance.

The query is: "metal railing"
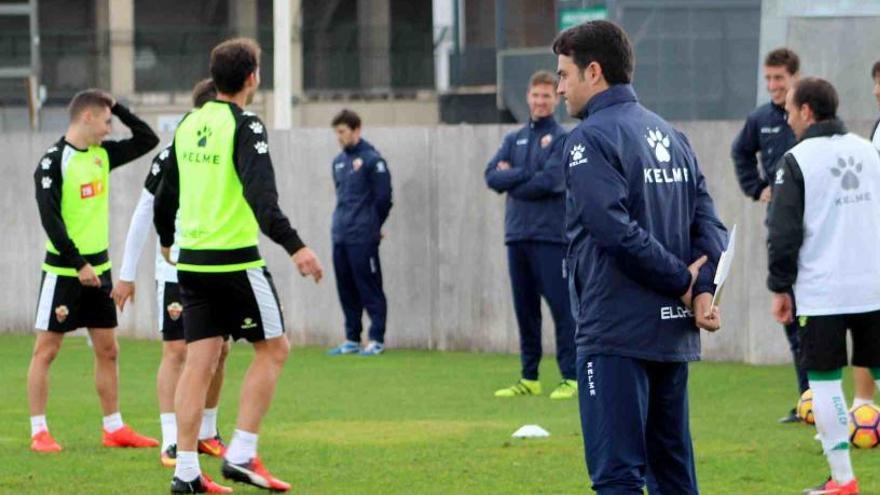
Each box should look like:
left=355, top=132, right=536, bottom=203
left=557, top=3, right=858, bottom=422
left=0, top=24, right=437, bottom=103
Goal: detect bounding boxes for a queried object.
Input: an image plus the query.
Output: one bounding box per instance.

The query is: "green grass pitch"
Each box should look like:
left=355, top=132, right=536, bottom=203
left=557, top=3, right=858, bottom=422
left=0, top=333, right=877, bottom=493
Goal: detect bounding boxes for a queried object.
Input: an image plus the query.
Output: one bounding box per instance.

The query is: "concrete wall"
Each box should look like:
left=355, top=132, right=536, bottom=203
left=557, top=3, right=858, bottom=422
left=759, top=1, right=880, bottom=121
left=4, top=120, right=875, bottom=363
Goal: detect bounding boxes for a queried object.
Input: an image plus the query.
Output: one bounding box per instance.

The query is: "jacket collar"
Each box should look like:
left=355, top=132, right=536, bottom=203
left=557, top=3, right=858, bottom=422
left=579, top=84, right=638, bottom=119
left=529, top=115, right=556, bottom=131
left=800, top=119, right=847, bottom=142
left=344, top=138, right=371, bottom=154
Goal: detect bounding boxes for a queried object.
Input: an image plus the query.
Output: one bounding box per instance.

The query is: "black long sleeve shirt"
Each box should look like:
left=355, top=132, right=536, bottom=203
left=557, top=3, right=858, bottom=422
left=34, top=104, right=159, bottom=269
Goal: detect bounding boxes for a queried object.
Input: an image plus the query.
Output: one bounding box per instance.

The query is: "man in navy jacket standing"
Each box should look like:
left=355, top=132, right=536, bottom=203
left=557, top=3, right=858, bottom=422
left=327, top=110, right=393, bottom=356
left=731, top=48, right=804, bottom=423
left=485, top=70, right=576, bottom=400
left=555, top=21, right=727, bottom=494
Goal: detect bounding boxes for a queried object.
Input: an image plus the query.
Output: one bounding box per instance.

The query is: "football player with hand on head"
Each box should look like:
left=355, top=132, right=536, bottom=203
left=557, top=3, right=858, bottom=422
left=30, top=88, right=160, bottom=453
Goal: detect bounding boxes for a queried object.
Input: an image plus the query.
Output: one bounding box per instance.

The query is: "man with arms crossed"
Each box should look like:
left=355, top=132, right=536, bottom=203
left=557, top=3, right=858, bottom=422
left=555, top=21, right=726, bottom=494
left=484, top=70, right=576, bottom=399
left=112, top=79, right=230, bottom=467
left=30, top=89, right=160, bottom=452
left=769, top=77, right=880, bottom=495
left=155, top=39, right=323, bottom=493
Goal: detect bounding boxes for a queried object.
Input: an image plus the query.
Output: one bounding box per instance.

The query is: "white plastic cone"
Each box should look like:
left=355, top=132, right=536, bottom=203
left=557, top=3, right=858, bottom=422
left=512, top=425, right=550, bottom=438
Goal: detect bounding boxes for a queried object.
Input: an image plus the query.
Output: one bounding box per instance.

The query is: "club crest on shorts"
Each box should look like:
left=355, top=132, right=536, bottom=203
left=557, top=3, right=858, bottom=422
left=166, top=302, right=183, bottom=321
left=241, top=317, right=258, bottom=330
left=353, top=158, right=363, bottom=171
left=540, top=134, right=553, bottom=148
left=54, top=305, right=69, bottom=323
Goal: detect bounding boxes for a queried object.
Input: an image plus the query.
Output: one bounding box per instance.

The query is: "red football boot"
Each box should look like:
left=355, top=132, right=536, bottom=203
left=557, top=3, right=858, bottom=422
left=222, top=455, right=291, bottom=492
left=30, top=430, right=62, bottom=453
left=102, top=425, right=160, bottom=448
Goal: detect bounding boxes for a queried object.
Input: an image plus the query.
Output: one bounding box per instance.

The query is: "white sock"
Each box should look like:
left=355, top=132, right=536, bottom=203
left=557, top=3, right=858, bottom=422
left=199, top=408, right=218, bottom=440
left=30, top=415, right=48, bottom=437
left=852, top=397, right=874, bottom=409
left=811, top=378, right=854, bottom=484
left=103, top=412, right=124, bottom=433
left=160, top=413, right=177, bottom=450
left=225, top=429, right=258, bottom=464
left=827, top=449, right=855, bottom=484
left=174, top=451, right=200, bottom=482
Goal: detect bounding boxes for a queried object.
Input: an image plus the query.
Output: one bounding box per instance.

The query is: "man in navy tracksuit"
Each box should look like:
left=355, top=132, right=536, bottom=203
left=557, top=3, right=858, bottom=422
left=485, top=70, right=577, bottom=400
left=327, top=109, right=393, bottom=357
left=554, top=21, right=727, bottom=494
left=731, top=48, right=805, bottom=423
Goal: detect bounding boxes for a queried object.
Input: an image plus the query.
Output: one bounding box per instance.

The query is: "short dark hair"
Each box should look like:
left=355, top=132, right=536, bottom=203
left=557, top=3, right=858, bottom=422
left=210, top=38, right=261, bottom=94
left=764, top=48, right=800, bottom=75
left=191, top=78, right=217, bottom=108
left=68, top=89, right=113, bottom=120
left=872, top=60, right=880, bottom=80
left=331, top=109, right=361, bottom=130
left=529, top=70, right=557, bottom=88
left=792, top=77, right=838, bottom=121
left=552, top=20, right=633, bottom=85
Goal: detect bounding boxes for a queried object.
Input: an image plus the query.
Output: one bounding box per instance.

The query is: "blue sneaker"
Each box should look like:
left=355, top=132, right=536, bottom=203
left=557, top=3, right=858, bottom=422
left=327, top=341, right=360, bottom=356
left=359, top=341, right=384, bottom=356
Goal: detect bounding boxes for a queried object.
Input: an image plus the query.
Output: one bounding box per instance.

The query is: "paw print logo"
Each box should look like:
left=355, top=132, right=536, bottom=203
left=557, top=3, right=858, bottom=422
left=41, top=176, right=52, bottom=189
left=254, top=141, right=269, bottom=154
left=40, top=158, right=52, bottom=170
left=167, top=302, right=183, bottom=321
left=196, top=126, right=212, bottom=147
left=570, top=144, right=585, bottom=162
left=158, top=148, right=170, bottom=161
left=54, top=305, right=69, bottom=323
left=830, top=156, right=863, bottom=190
left=46, top=146, right=58, bottom=154
left=646, top=128, right=671, bottom=163
left=249, top=121, right=264, bottom=135
left=151, top=161, right=161, bottom=175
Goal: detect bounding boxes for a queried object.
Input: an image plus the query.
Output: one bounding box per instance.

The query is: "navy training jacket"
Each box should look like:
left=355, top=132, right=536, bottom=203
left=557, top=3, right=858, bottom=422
left=484, top=116, right=568, bottom=244
left=331, top=139, right=393, bottom=244
left=564, top=84, right=728, bottom=362
left=731, top=102, right=796, bottom=200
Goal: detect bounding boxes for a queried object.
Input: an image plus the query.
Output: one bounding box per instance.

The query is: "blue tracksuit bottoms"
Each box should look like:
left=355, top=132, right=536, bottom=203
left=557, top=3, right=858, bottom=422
left=577, top=353, right=698, bottom=494
left=508, top=241, right=576, bottom=380
left=333, top=242, right=387, bottom=343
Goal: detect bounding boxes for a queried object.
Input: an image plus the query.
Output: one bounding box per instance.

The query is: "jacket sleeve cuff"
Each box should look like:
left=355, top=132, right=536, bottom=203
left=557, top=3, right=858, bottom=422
left=71, top=254, right=87, bottom=271
left=281, top=231, right=306, bottom=256
left=751, top=181, right=769, bottom=200
left=674, top=267, right=693, bottom=298
left=693, top=263, right=717, bottom=296
left=159, top=233, right=175, bottom=249
left=767, top=278, right=792, bottom=294
left=111, top=103, right=128, bottom=117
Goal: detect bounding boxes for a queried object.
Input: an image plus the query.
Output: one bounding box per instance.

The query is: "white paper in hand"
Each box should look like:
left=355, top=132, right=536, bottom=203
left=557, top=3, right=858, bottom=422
left=512, top=425, right=550, bottom=438
left=711, top=224, right=736, bottom=307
